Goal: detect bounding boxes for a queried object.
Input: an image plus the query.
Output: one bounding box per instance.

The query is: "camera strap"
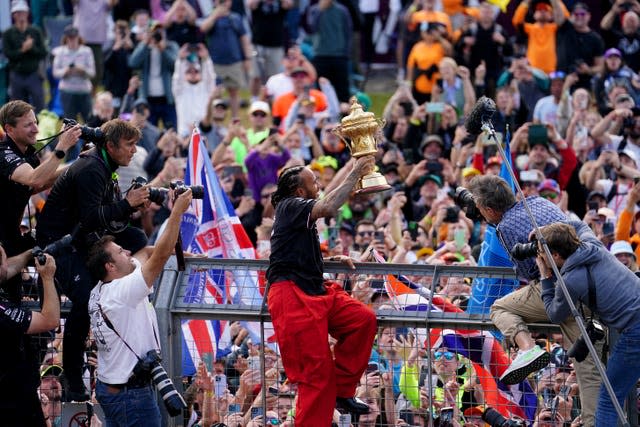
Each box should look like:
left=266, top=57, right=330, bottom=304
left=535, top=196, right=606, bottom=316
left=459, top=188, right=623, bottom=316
left=578, top=264, right=598, bottom=320
left=97, top=302, right=161, bottom=363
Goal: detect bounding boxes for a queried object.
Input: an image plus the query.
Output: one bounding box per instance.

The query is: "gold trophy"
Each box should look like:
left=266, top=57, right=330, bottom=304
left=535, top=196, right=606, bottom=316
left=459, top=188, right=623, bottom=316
left=333, top=98, right=391, bottom=194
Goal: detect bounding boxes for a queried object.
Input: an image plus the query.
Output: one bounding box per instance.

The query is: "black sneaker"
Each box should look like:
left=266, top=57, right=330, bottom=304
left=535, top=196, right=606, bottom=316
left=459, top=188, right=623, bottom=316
left=336, top=397, right=370, bottom=414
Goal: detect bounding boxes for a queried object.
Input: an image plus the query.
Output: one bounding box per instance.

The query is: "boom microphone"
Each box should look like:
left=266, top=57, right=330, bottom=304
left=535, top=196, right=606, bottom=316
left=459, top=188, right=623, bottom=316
left=465, top=96, right=497, bottom=135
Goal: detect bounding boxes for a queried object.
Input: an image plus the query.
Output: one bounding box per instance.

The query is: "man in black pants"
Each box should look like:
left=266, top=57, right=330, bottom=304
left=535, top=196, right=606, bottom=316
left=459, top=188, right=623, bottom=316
left=36, top=119, right=150, bottom=401
left=267, top=157, right=377, bottom=425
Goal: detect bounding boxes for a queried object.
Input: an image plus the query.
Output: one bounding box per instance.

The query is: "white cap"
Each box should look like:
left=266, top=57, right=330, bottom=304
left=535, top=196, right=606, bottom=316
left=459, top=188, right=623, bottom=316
left=611, top=240, right=635, bottom=257
left=249, top=100, right=270, bottom=115
left=11, top=0, right=30, bottom=13
left=619, top=149, right=638, bottom=168
left=597, top=207, right=616, bottom=219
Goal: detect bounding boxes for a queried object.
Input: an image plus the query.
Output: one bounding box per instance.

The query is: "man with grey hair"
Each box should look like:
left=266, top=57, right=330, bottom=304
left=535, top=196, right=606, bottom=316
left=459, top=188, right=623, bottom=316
left=467, top=174, right=601, bottom=426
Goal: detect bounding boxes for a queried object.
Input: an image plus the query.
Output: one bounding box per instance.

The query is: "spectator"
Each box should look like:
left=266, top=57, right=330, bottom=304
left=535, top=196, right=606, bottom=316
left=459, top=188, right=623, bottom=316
left=200, top=0, right=253, bottom=118
left=52, top=25, right=96, bottom=123
left=306, top=0, right=353, bottom=103
left=512, top=0, right=568, bottom=74
left=610, top=240, right=638, bottom=271
left=248, top=0, right=292, bottom=99
left=532, top=71, right=565, bottom=125
left=72, top=0, right=113, bottom=89
left=592, top=48, right=640, bottom=113
left=129, top=97, right=162, bottom=154
left=265, top=44, right=318, bottom=102
left=103, top=20, right=135, bottom=109
left=3, top=0, right=47, bottom=112
left=406, top=21, right=452, bottom=104
left=497, top=56, right=548, bottom=121
left=245, top=132, right=291, bottom=200
left=614, top=179, right=640, bottom=260
left=552, top=0, right=605, bottom=90
left=128, top=23, right=179, bottom=129
left=163, top=0, right=200, bottom=47
left=172, top=43, right=216, bottom=137
left=272, top=67, right=328, bottom=128
left=600, top=2, right=640, bottom=71
left=199, top=97, right=230, bottom=154
left=432, top=57, right=476, bottom=116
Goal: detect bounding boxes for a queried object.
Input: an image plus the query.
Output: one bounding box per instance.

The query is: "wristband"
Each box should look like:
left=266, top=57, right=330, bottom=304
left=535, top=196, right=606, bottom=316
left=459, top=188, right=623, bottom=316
left=54, top=149, right=66, bottom=159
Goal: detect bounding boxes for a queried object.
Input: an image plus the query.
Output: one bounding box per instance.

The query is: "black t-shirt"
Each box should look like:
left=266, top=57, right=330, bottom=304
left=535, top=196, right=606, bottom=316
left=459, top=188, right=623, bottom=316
left=266, top=197, right=325, bottom=295
left=166, top=22, right=201, bottom=47
left=556, top=21, right=605, bottom=74
left=251, top=1, right=288, bottom=47
left=0, top=137, right=39, bottom=251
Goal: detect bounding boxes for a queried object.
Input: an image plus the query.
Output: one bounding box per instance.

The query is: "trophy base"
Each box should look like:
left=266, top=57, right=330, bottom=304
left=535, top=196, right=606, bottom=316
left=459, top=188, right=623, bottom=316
left=356, top=172, right=391, bottom=194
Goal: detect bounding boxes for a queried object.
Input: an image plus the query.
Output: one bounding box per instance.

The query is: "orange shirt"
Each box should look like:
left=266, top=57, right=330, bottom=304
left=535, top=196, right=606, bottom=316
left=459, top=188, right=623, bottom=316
left=408, top=10, right=452, bottom=36
left=407, top=41, right=446, bottom=94
left=272, top=89, right=328, bottom=121
left=512, top=2, right=569, bottom=74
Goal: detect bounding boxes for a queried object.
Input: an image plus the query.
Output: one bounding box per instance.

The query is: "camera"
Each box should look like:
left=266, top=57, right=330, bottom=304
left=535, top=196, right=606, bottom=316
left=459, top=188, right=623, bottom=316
left=152, top=30, right=163, bottom=43
left=130, top=177, right=169, bottom=206
left=170, top=180, right=205, bottom=199
left=444, top=206, right=460, bottom=223
left=133, top=350, right=187, bottom=417
left=62, top=118, right=104, bottom=144
left=453, top=187, right=482, bottom=221
left=567, top=318, right=605, bottom=362
left=482, top=407, right=526, bottom=427
left=510, top=236, right=538, bottom=260
left=623, top=108, right=640, bottom=129
left=32, top=234, right=73, bottom=265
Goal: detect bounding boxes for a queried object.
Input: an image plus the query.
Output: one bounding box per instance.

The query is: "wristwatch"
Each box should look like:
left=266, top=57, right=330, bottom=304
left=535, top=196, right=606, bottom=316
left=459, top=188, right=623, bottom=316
left=54, top=149, right=66, bottom=159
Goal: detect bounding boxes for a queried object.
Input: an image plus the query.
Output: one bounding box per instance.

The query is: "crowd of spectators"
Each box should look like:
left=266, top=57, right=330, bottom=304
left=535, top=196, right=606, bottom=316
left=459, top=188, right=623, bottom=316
left=2, top=0, right=640, bottom=425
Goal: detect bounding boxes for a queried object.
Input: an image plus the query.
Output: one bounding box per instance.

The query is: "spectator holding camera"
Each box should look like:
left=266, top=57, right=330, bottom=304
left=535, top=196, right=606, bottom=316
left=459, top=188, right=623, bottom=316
left=536, top=221, right=640, bottom=425
left=128, top=23, right=179, bottom=129
left=172, top=42, right=216, bottom=137
left=0, top=100, right=81, bottom=256
left=86, top=188, right=192, bottom=425
left=36, top=119, right=150, bottom=402
left=0, top=245, right=60, bottom=426
left=467, top=175, right=601, bottom=426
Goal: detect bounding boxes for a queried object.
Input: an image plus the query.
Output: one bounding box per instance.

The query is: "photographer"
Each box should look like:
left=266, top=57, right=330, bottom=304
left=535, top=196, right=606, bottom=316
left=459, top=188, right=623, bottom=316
left=36, top=119, right=150, bottom=401
left=466, top=174, right=601, bottom=426
left=0, top=100, right=81, bottom=255
left=0, top=244, right=60, bottom=426
left=86, top=188, right=192, bottom=425
left=536, top=222, right=640, bottom=425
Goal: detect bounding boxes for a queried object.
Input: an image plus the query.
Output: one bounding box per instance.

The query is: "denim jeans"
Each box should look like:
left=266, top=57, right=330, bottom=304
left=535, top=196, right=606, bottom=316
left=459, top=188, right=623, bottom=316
left=95, top=380, right=161, bottom=427
left=595, top=322, right=640, bottom=426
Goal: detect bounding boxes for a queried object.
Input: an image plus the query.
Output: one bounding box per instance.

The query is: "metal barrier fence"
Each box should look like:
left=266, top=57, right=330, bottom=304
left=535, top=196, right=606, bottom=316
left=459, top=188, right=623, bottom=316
left=152, top=257, right=593, bottom=427
left=26, top=257, right=637, bottom=426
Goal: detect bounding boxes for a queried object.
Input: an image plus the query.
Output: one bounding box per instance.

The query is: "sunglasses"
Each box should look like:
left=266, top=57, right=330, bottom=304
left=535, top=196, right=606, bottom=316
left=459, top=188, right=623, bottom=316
left=540, top=191, right=558, bottom=199
left=434, top=351, right=455, bottom=361
left=267, top=418, right=280, bottom=425
left=252, top=111, right=267, bottom=117
left=573, top=11, right=587, bottom=16
left=357, top=231, right=374, bottom=237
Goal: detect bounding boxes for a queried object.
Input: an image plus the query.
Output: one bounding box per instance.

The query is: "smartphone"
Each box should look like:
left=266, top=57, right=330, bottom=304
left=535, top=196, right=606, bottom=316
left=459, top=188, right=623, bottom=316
left=520, top=170, right=539, bottom=183
left=426, top=161, right=443, bottom=173
left=444, top=206, right=460, bottom=223
left=296, top=113, right=305, bottom=122
left=528, top=124, right=547, bottom=146
left=425, top=102, right=445, bottom=114
left=454, top=228, right=466, bottom=251
left=399, top=409, right=415, bottom=425
left=202, top=352, right=214, bottom=372
left=603, top=220, right=615, bottom=236
left=268, top=386, right=279, bottom=395
left=213, top=374, right=227, bottom=397
left=223, top=165, right=243, bottom=177
left=374, top=231, right=385, bottom=243
left=440, top=406, right=454, bottom=424
left=408, top=221, right=419, bottom=240
left=366, top=361, right=381, bottom=373
left=338, top=414, right=351, bottom=427
left=269, top=127, right=279, bottom=136
left=244, top=188, right=253, bottom=198
left=228, top=403, right=242, bottom=414
left=250, top=407, right=264, bottom=419
left=559, top=384, right=571, bottom=399
left=328, top=226, right=339, bottom=250
left=587, top=201, right=599, bottom=211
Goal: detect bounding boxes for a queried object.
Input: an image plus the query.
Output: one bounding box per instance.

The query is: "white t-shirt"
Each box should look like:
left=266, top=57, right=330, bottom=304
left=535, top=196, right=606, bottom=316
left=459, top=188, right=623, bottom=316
left=265, top=73, right=293, bottom=100
left=89, top=259, right=160, bottom=384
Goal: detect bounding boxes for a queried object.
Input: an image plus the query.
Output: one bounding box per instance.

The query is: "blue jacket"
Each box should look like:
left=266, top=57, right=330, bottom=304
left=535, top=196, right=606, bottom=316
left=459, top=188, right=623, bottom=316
left=541, top=220, right=640, bottom=331
left=128, top=41, right=179, bottom=105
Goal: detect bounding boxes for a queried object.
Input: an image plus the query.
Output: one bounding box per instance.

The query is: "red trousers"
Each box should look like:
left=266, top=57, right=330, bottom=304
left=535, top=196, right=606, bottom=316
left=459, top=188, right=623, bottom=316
left=268, top=280, right=377, bottom=426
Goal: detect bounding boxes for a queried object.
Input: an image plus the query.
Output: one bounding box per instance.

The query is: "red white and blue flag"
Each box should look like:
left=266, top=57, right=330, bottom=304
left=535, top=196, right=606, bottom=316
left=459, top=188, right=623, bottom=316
left=179, top=128, right=267, bottom=375
left=374, top=251, right=537, bottom=422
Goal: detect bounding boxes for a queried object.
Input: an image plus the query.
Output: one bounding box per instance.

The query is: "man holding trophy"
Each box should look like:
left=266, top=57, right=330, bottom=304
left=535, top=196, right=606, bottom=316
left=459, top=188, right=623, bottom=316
left=266, top=100, right=387, bottom=425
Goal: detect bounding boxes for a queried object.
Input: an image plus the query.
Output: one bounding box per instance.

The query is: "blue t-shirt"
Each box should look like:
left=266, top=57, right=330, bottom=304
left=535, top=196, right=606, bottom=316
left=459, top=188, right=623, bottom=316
left=206, top=13, right=246, bottom=65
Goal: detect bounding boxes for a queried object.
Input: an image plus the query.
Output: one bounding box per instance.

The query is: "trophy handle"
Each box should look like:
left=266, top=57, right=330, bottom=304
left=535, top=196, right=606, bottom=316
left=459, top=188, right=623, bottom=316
left=331, top=125, right=352, bottom=154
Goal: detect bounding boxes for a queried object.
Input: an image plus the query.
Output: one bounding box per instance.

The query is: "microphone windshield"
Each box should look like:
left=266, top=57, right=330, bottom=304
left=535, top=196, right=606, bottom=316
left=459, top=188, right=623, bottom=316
left=465, top=96, right=497, bottom=135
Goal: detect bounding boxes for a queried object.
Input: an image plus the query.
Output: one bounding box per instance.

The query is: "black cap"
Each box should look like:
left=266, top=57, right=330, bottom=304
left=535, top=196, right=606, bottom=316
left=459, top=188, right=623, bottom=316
left=587, top=190, right=605, bottom=201
left=63, top=25, right=79, bottom=37
left=133, top=98, right=149, bottom=110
